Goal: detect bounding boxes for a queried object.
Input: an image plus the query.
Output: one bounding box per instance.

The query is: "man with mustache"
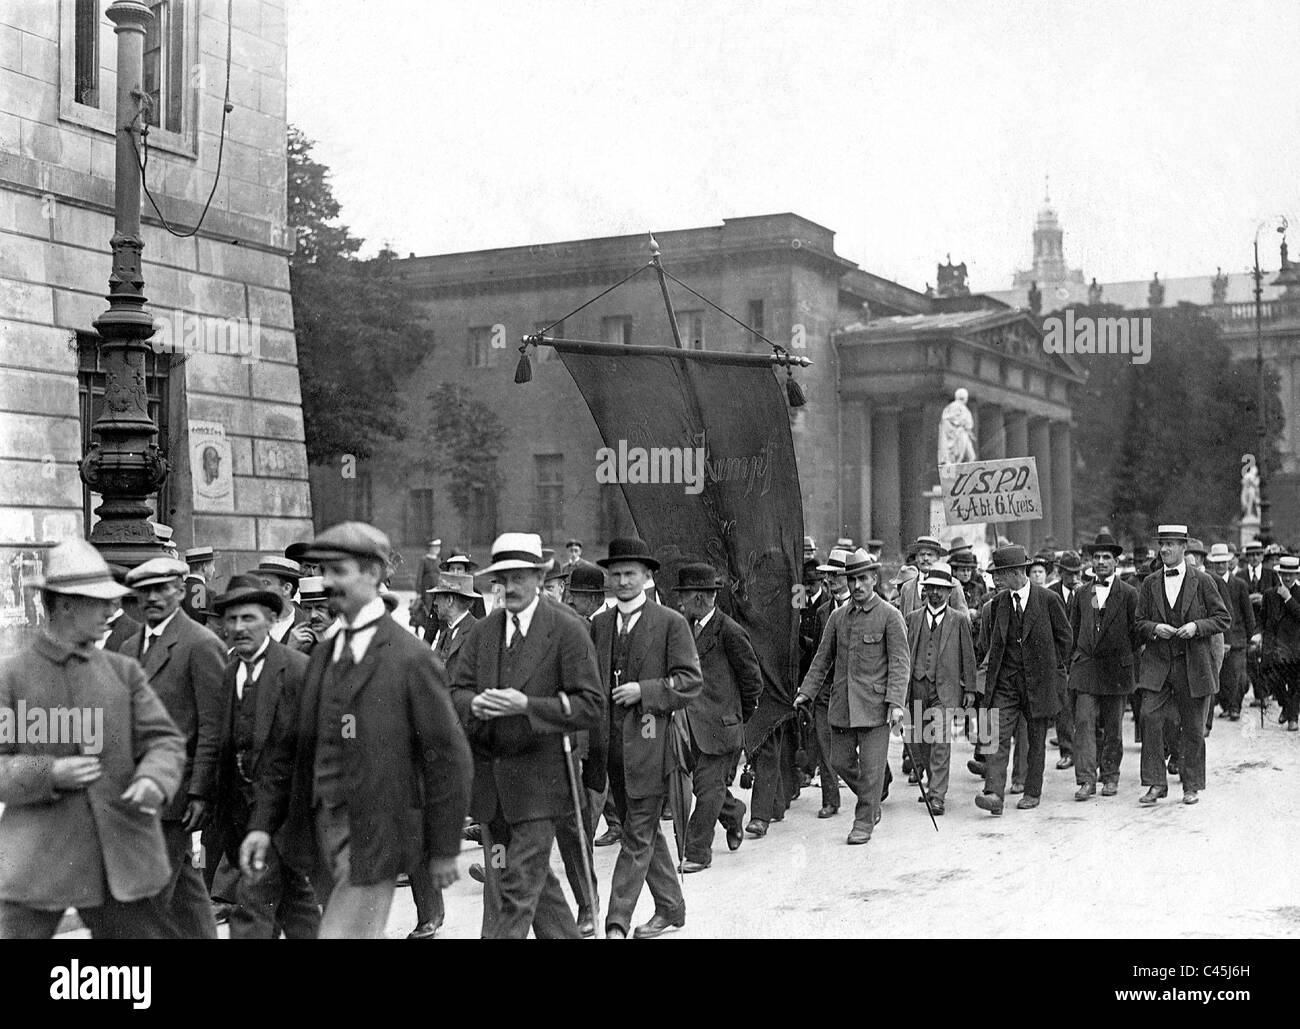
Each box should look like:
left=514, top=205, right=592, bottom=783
left=122, top=556, right=229, bottom=938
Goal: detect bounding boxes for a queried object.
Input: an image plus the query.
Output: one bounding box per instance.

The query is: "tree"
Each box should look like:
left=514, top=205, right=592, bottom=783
left=414, top=382, right=508, bottom=519
left=288, top=127, right=427, bottom=463
left=1068, top=303, right=1284, bottom=545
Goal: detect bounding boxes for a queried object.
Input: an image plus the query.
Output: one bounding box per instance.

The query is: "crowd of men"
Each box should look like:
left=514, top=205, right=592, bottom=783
left=1, top=517, right=1295, bottom=940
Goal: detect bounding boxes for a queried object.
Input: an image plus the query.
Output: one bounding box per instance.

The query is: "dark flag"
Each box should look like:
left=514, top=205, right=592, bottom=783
left=551, top=339, right=803, bottom=737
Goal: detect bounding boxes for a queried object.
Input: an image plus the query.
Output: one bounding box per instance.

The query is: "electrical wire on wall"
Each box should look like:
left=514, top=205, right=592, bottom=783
left=128, top=0, right=235, bottom=239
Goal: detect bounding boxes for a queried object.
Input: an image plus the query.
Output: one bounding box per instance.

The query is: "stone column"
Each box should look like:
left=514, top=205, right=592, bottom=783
left=1050, top=421, right=1074, bottom=548
left=1004, top=411, right=1030, bottom=549
left=980, top=402, right=1005, bottom=461
left=1029, top=417, right=1053, bottom=552
left=871, top=407, right=901, bottom=558
left=858, top=399, right=873, bottom=543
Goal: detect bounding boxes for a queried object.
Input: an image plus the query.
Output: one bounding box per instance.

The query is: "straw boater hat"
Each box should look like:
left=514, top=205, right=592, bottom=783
left=125, top=557, right=189, bottom=590
left=1206, top=543, right=1233, bottom=564
left=31, top=539, right=131, bottom=600
left=184, top=546, right=214, bottom=566
left=251, top=555, right=302, bottom=582
left=297, top=575, right=327, bottom=602
left=865, top=538, right=885, bottom=552
left=481, top=532, right=551, bottom=575
left=1155, top=524, right=1189, bottom=542
left=428, top=571, right=479, bottom=600
left=597, top=537, right=660, bottom=572
left=210, top=574, right=285, bottom=618
left=1243, top=540, right=1263, bottom=556
left=1277, top=555, right=1300, bottom=575
left=919, top=562, right=957, bottom=589
left=567, top=561, right=607, bottom=594
left=912, top=535, right=948, bottom=556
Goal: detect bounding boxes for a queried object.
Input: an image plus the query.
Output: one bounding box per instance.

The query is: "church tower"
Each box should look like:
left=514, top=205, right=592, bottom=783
left=1013, top=178, right=1085, bottom=290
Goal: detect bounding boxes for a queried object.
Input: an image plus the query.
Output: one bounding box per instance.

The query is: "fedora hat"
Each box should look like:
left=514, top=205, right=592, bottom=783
left=890, top=565, right=918, bottom=587
left=1186, top=538, right=1208, bottom=558
left=919, top=562, right=956, bottom=589
left=816, top=547, right=851, bottom=574
left=842, top=548, right=879, bottom=577
left=429, top=571, right=479, bottom=600
left=912, top=535, right=948, bottom=555
left=440, top=553, right=480, bottom=572
left=544, top=562, right=569, bottom=584
left=1206, top=543, right=1233, bottom=564
left=567, top=561, right=607, bottom=594
left=1083, top=532, right=1124, bottom=557
left=597, top=537, right=660, bottom=572
left=946, top=536, right=973, bottom=556
left=672, top=563, right=723, bottom=591
left=949, top=548, right=979, bottom=566
left=304, top=522, right=392, bottom=564
left=481, top=532, right=550, bottom=575
left=1155, top=524, right=1189, bottom=542
left=988, top=545, right=1029, bottom=572
left=1033, top=549, right=1057, bottom=569
left=251, top=555, right=302, bottom=582
left=297, top=575, right=327, bottom=602
left=125, top=557, right=190, bottom=590
left=1056, top=550, right=1083, bottom=572
left=31, top=539, right=131, bottom=600
left=211, top=574, right=285, bottom=617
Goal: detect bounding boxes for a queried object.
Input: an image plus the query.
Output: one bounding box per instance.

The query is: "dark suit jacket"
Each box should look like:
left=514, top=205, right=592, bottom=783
left=122, top=608, right=228, bottom=821
left=904, top=605, right=977, bottom=708
left=1067, top=577, right=1139, bottom=695
left=450, top=599, right=604, bottom=823
left=102, top=610, right=141, bottom=654
left=181, top=574, right=209, bottom=626
left=978, top=584, right=1072, bottom=719
left=1134, top=565, right=1232, bottom=698
left=433, top=610, right=478, bottom=677
left=1046, top=580, right=1083, bottom=612
left=213, top=640, right=307, bottom=860
left=250, top=614, right=473, bottom=884
left=1212, top=571, right=1255, bottom=649
left=687, top=609, right=762, bottom=755
left=592, top=602, right=703, bottom=799
left=1259, top=587, right=1300, bottom=664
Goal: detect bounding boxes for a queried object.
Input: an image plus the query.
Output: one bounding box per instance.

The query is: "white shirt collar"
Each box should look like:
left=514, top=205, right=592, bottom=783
left=925, top=603, right=946, bottom=620
left=616, top=594, right=647, bottom=617
left=330, top=596, right=387, bottom=663
left=447, top=609, right=470, bottom=631
left=506, top=593, right=542, bottom=642
left=1165, top=562, right=1185, bottom=576
left=1012, top=582, right=1031, bottom=607
left=145, top=608, right=181, bottom=639
left=696, top=606, right=716, bottom=630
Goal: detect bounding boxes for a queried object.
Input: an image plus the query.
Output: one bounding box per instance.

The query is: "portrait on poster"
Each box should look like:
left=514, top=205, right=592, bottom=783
left=190, top=420, right=234, bottom=512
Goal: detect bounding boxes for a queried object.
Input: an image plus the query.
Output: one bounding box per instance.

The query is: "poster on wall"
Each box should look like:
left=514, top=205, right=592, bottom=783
left=190, top=420, right=234, bottom=513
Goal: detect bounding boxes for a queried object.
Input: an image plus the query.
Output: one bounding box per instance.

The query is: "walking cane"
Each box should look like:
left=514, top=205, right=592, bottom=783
left=894, top=717, right=939, bottom=832
left=562, top=733, right=604, bottom=939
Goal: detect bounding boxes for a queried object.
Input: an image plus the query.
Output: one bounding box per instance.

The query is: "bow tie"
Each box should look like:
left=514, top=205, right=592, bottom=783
left=1165, top=568, right=1181, bottom=578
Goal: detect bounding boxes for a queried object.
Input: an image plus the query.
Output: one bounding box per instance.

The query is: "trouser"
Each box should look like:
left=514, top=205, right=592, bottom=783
left=982, top=683, right=1050, bottom=799
left=685, top=746, right=746, bottom=863
left=606, top=792, right=686, bottom=934
left=1218, top=648, right=1247, bottom=716
left=813, top=694, right=840, bottom=808
left=161, top=822, right=218, bottom=939
left=408, top=858, right=445, bottom=928
left=1266, top=660, right=1300, bottom=722
left=554, top=779, right=599, bottom=916
left=1131, top=690, right=1144, bottom=743
left=230, top=839, right=321, bottom=940
left=1054, top=678, right=1075, bottom=756
left=823, top=723, right=891, bottom=837
left=974, top=712, right=1028, bottom=785
left=314, top=804, right=396, bottom=939
left=911, top=680, right=953, bottom=802
left=1073, top=693, right=1127, bottom=787
left=1139, top=664, right=1209, bottom=792
left=750, top=722, right=797, bottom=822
left=0, top=892, right=175, bottom=940
left=1207, top=636, right=1226, bottom=730
left=480, top=809, right=579, bottom=939
left=606, top=719, right=628, bottom=828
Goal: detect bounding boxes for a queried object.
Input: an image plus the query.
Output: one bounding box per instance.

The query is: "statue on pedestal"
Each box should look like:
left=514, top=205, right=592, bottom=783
left=938, top=388, right=977, bottom=468
left=1241, top=453, right=1261, bottom=522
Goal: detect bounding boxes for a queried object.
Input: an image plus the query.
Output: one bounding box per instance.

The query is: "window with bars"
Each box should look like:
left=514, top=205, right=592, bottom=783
left=534, top=455, right=564, bottom=540
left=407, top=488, right=434, bottom=545
left=677, top=309, right=705, bottom=350
left=143, top=0, right=187, bottom=134
left=468, top=326, right=494, bottom=368
left=77, top=334, right=171, bottom=530
left=73, top=0, right=100, bottom=108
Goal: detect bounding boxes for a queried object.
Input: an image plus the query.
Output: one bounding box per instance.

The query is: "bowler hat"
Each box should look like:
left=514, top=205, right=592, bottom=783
left=1083, top=532, right=1124, bottom=557
left=481, top=532, right=550, bottom=575
left=988, top=545, right=1029, bottom=572
left=567, top=561, right=607, bottom=594
left=31, top=539, right=131, bottom=600
left=285, top=541, right=312, bottom=563
left=211, top=574, right=285, bottom=617
left=305, top=522, right=392, bottom=565
left=1033, top=549, right=1057, bottom=569
left=672, top=563, right=723, bottom=591
left=949, top=549, right=979, bottom=566
left=1056, top=551, right=1083, bottom=572
left=125, top=557, right=190, bottom=590
left=946, top=536, right=973, bottom=556
left=430, top=571, right=479, bottom=600
left=598, top=537, right=660, bottom=572
left=802, top=556, right=822, bottom=574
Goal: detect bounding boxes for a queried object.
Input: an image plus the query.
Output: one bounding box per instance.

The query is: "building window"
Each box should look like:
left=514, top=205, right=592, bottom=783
left=601, top=316, right=633, bottom=346
left=77, top=334, right=171, bottom=530
left=73, top=0, right=101, bottom=108
left=468, top=326, right=494, bottom=368
left=467, top=486, right=498, bottom=544
left=747, top=300, right=765, bottom=337
left=352, top=469, right=373, bottom=522
left=143, top=0, right=188, bottom=134
left=534, top=320, right=563, bottom=363
left=407, top=488, right=434, bottom=546
left=534, top=454, right=564, bottom=541
left=677, top=309, right=705, bottom=350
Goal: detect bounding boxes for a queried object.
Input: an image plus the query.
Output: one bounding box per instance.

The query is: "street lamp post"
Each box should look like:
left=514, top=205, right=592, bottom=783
left=1253, top=236, right=1271, bottom=544
left=78, top=1, right=168, bottom=567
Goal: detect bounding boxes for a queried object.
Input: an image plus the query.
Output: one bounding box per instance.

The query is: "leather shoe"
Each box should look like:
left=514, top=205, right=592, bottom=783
left=1074, top=783, right=1096, bottom=801
left=407, top=919, right=442, bottom=940
left=1139, top=786, right=1168, bottom=806
left=926, top=797, right=945, bottom=816
left=680, top=859, right=709, bottom=873
left=967, top=759, right=986, bottom=777
left=1008, top=781, right=1025, bottom=795
left=974, top=793, right=1003, bottom=815
left=726, top=803, right=746, bottom=850
left=744, top=818, right=768, bottom=838
left=1182, top=790, right=1199, bottom=805
left=606, top=925, right=626, bottom=940
left=1166, top=759, right=1180, bottom=775
left=846, top=825, right=871, bottom=845
left=468, top=862, right=485, bottom=883
left=1101, top=782, right=1118, bottom=797
left=1056, top=755, right=1074, bottom=770
left=577, top=911, right=595, bottom=938
left=1290, top=720, right=1299, bottom=732
left=633, top=912, right=684, bottom=939
left=594, top=828, right=622, bottom=847
left=817, top=805, right=839, bottom=818
left=1016, top=794, right=1039, bottom=809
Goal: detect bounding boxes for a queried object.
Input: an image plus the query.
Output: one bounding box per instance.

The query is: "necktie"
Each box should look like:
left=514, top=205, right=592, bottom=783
left=692, top=620, right=701, bottom=639
left=928, top=612, right=938, bottom=633
left=141, top=631, right=155, bottom=657
left=1165, top=569, right=1180, bottom=578
left=509, top=614, right=523, bottom=654
left=1011, top=593, right=1023, bottom=639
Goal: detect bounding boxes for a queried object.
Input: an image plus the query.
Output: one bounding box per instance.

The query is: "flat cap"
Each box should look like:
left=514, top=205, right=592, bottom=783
left=303, top=521, right=392, bottom=564
left=126, top=557, right=190, bottom=590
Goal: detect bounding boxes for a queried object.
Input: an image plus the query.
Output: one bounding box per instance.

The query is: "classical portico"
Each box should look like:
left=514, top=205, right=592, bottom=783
left=834, top=308, right=1083, bottom=559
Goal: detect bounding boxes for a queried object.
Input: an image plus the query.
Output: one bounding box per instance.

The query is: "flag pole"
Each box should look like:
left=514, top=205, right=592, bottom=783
left=649, top=233, right=685, bottom=350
